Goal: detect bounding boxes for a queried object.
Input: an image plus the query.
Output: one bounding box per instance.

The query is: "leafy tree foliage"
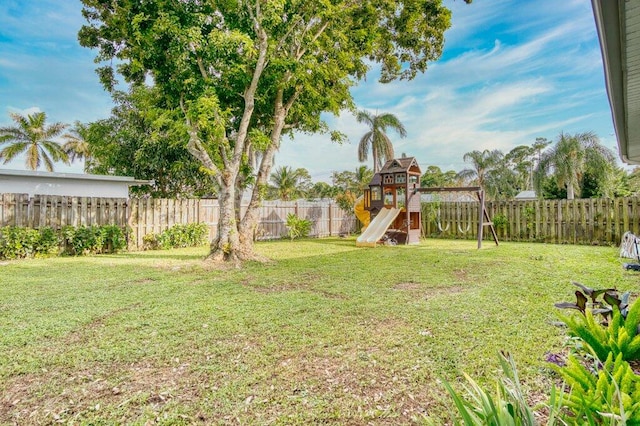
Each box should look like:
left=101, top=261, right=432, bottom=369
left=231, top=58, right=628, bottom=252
left=457, top=149, right=502, bottom=191
left=62, top=121, right=93, bottom=172
left=420, top=165, right=459, bottom=188
left=85, top=88, right=216, bottom=198
left=355, top=110, right=407, bottom=173
left=332, top=166, right=373, bottom=195
left=534, top=132, right=616, bottom=200
left=268, top=166, right=311, bottom=200
left=307, top=182, right=339, bottom=200
left=0, top=112, right=68, bottom=171
left=78, top=0, right=462, bottom=261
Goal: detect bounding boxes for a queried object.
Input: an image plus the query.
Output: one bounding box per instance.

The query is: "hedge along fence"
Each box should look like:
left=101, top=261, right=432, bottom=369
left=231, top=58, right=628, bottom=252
left=422, top=197, right=640, bottom=245
left=0, top=194, right=356, bottom=250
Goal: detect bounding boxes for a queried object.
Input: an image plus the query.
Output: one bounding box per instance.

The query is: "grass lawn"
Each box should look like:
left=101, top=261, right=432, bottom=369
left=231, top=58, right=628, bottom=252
left=0, top=238, right=637, bottom=424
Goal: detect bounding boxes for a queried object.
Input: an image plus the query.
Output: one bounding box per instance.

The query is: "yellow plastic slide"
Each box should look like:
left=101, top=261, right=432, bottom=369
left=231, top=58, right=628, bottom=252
left=356, top=207, right=401, bottom=247
left=354, top=195, right=370, bottom=231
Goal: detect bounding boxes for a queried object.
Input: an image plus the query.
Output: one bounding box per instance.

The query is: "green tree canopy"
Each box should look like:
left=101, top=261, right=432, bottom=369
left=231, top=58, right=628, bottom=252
left=355, top=110, right=407, bottom=173
left=0, top=112, right=68, bottom=171
left=420, top=165, right=459, bottom=188
left=62, top=121, right=92, bottom=172
left=534, top=132, right=615, bottom=200
left=457, top=149, right=502, bottom=190
left=79, top=0, right=464, bottom=261
left=332, top=165, right=373, bottom=195
left=85, top=87, right=216, bottom=198
left=268, top=166, right=311, bottom=200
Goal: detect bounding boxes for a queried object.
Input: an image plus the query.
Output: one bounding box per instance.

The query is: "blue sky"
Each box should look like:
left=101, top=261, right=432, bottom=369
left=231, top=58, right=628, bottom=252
left=0, top=0, right=617, bottom=182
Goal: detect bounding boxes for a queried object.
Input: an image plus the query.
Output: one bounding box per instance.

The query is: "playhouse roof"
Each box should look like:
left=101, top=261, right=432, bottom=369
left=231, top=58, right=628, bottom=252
left=379, top=157, right=421, bottom=175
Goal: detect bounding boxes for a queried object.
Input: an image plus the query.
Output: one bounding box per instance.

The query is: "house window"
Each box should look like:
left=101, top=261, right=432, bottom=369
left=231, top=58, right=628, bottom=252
left=384, top=188, right=394, bottom=205
left=409, top=175, right=418, bottom=184
left=371, top=186, right=381, bottom=201
left=383, top=174, right=394, bottom=184
left=395, top=173, right=406, bottom=184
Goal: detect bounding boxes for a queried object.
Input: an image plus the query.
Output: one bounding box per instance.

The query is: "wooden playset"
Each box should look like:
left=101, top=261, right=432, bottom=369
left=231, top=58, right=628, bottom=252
left=355, top=157, right=498, bottom=248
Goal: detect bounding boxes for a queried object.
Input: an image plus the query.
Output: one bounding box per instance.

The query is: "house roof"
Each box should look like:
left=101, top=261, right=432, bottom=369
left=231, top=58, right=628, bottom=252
left=515, top=190, right=537, bottom=200
left=591, top=0, right=640, bottom=164
left=379, top=157, right=421, bottom=175
left=0, top=168, right=152, bottom=185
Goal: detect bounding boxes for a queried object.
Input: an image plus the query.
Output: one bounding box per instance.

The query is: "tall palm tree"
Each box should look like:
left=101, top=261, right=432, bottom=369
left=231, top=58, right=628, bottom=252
left=62, top=121, right=92, bottom=172
left=534, top=132, right=615, bottom=200
left=0, top=112, right=68, bottom=171
left=269, top=166, right=311, bottom=200
left=356, top=110, right=407, bottom=173
left=457, top=149, right=502, bottom=190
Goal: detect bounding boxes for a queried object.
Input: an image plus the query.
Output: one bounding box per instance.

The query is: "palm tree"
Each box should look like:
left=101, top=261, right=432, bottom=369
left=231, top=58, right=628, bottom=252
left=269, top=166, right=311, bottom=200
left=62, top=121, right=92, bottom=172
left=534, top=132, right=615, bottom=200
left=457, top=149, right=502, bottom=190
left=356, top=110, right=407, bottom=173
left=0, top=112, right=68, bottom=171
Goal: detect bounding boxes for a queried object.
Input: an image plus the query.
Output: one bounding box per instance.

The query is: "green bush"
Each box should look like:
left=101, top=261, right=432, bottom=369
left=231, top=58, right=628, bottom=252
left=553, top=352, right=640, bottom=424
left=0, top=226, right=39, bottom=259
left=33, top=227, right=60, bottom=257
left=285, top=213, right=312, bottom=240
left=555, top=282, right=640, bottom=362
left=143, top=223, right=208, bottom=250
left=62, top=225, right=104, bottom=255
left=102, top=225, right=128, bottom=253
left=58, top=225, right=127, bottom=256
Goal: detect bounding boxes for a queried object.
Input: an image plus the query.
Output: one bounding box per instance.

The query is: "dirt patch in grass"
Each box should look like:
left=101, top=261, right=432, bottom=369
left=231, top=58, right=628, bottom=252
left=393, top=282, right=422, bottom=291
left=131, top=277, right=157, bottom=285
left=453, top=268, right=470, bottom=282
left=0, top=361, right=204, bottom=424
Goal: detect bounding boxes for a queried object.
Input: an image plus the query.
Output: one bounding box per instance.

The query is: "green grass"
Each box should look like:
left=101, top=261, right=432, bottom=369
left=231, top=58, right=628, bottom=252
left=0, top=238, right=636, bottom=424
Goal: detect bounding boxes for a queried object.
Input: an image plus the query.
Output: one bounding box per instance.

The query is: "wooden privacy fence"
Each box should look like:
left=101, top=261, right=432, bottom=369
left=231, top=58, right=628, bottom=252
left=0, top=194, right=356, bottom=249
left=422, top=197, right=640, bottom=245
left=0, top=193, right=128, bottom=229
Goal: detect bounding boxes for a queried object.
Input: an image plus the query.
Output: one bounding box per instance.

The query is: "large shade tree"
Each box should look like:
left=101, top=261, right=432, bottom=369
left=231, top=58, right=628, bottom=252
left=79, top=0, right=464, bottom=261
left=356, top=110, right=407, bottom=173
left=0, top=112, right=68, bottom=171
left=534, top=132, right=615, bottom=200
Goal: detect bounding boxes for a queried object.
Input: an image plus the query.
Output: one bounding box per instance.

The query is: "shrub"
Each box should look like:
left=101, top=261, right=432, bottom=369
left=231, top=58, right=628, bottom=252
left=0, top=225, right=126, bottom=259
left=0, top=226, right=40, bottom=259
left=102, top=225, right=128, bottom=253
left=555, top=282, right=640, bottom=362
left=552, top=352, right=640, bottom=424
left=285, top=213, right=311, bottom=240
left=492, top=213, right=508, bottom=230
left=143, top=223, right=208, bottom=250
left=34, top=227, right=60, bottom=257
left=62, top=225, right=104, bottom=255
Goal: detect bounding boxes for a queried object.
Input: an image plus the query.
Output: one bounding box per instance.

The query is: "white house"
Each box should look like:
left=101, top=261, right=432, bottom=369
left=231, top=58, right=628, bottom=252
left=0, top=169, right=152, bottom=198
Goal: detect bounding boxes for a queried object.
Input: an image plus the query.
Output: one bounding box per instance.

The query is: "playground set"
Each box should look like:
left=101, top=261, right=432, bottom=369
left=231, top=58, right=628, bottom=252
left=354, top=157, right=498, bottom=248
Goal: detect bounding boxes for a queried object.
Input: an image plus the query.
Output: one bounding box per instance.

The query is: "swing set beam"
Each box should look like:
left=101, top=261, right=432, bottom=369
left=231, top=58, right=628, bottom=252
left=413, top=186, right=499, bottom=249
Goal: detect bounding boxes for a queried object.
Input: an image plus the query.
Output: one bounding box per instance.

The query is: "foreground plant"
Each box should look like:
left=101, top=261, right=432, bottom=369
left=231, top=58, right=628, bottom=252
left=555, top=282, right=640, bottom=362
left=428, top=352, right=563, bottom=425
left=552, top=352, right=640, bottom=424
